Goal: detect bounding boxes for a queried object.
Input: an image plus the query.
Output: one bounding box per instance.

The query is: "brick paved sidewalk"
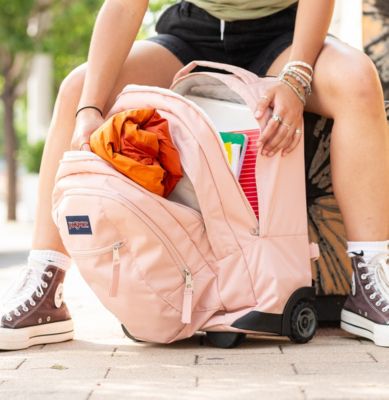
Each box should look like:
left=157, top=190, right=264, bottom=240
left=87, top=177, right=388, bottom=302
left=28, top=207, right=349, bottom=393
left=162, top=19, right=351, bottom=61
left=1, top=222, right=389, bottom=399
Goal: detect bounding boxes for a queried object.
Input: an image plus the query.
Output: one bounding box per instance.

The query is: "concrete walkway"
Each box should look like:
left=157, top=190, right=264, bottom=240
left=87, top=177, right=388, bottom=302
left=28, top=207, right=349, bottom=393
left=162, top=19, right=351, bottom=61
left=1, top=222, right=389, bottom=399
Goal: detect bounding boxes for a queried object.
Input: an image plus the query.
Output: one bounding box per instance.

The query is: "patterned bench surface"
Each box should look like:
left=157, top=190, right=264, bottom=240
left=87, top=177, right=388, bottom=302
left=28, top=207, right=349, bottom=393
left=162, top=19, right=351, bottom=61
left=305, top=103, right=388, bottom=295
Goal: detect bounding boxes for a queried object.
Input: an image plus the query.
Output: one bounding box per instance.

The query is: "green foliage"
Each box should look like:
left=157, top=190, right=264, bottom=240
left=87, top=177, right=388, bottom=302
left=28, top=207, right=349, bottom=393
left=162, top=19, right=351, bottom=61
left=14, top=97, right=28, bottom=149
left=147, top=0, right=176, bottom=30
left=42, top=0, right=100, bottom=90
left=0, top=97, right=32, bottom=173
left=0, top=0, right=175, bottom=218
left=0, top=0, right=35, bottom=54
left=149, top=0, right=176, bottom=13
left=0, top=104, right=3, bottom=155
left=0, top=0, right=176, bottom=89
left=0, top=0, right=176, bottom=150
left=137, top=1, right=176, bottom=42
left=19, top=139, right=45, bottom=173
left=39, top=0, right=174, bottom=89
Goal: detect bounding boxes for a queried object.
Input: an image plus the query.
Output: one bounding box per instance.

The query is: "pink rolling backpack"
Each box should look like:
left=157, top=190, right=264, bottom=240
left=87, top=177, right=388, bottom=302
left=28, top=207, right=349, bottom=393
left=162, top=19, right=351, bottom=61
left=52, top=61, right=320, bottom=348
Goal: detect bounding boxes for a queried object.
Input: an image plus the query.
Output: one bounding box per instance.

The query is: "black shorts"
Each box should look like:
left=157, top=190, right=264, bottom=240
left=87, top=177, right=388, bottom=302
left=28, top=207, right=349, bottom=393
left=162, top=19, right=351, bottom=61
left=147, top=0, right=297, bottom=76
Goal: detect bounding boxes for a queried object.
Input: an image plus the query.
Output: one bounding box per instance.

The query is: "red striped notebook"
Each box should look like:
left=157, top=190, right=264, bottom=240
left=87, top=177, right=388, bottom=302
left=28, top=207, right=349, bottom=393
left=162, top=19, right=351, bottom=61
left=235, top=129, right=260, bottom=218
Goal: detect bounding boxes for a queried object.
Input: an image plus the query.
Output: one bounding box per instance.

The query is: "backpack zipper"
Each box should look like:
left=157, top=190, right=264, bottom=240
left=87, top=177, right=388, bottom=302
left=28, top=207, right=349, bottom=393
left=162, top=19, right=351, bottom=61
left=60, top=151, right=203, bottom=223
left=110, top=242, right=122, bottom=297
left=70, top=240, right=126, bottom=297
left=116, top=87, right=258, bottom=226
left=182, top=268, right=193, bottom=324
left=64, top=188, right=194, bottom=323
left=69, top=240, right=126, bottom=257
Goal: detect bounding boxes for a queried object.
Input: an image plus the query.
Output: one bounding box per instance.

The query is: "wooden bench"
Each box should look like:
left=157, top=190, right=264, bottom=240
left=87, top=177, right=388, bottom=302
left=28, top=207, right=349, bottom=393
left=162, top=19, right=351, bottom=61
left=305, top=103, right=389, bottom=321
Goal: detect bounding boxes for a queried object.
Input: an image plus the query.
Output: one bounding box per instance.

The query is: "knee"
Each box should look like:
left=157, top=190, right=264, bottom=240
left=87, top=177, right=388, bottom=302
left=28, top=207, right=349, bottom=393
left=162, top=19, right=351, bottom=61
left=327, top=50, right=382, bottom=103
left=57, top=64, right=86, bottom=106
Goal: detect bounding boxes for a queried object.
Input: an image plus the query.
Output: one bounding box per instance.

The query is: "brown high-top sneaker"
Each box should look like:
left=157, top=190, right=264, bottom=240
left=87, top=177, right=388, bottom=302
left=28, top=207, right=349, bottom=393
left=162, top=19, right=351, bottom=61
left=0, top=265, right=73, bottom=350
left=341, top=253, right=389, bottom=346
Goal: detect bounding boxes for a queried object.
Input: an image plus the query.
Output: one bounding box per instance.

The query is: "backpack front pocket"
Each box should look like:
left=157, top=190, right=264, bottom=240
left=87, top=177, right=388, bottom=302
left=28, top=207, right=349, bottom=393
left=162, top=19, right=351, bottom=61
left=70, top=240, right=127, bottom=297
left=55, top=186, right=221, bottom=343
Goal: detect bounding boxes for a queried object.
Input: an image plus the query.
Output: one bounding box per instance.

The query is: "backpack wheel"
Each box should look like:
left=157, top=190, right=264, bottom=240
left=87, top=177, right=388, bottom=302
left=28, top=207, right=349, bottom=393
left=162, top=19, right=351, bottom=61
left=288, top=301, right=317, bottom=344
left=121, top=324, right=143, bottom=343
left=206, top=332, right=246, bottom=348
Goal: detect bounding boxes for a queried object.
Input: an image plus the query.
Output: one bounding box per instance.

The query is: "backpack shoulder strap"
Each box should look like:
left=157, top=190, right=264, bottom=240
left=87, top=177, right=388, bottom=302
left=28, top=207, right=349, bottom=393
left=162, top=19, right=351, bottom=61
left=170, top=62, right=311, bottom=240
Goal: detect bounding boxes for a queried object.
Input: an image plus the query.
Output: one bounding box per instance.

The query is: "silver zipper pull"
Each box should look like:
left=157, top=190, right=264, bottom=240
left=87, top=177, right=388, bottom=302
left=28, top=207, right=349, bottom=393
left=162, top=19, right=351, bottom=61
left=184, top=268, right=193, bottom=289
left=110, top=242, right=122, bottom=297
left=182, top=268, right=193, bottom=324
left=113, top=244, right=121, bottom=263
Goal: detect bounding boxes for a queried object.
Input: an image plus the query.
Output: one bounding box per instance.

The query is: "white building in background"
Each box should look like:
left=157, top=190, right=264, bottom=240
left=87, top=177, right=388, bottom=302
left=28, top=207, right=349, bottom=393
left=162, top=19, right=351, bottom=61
left=27, top=54, right=53, bottom=143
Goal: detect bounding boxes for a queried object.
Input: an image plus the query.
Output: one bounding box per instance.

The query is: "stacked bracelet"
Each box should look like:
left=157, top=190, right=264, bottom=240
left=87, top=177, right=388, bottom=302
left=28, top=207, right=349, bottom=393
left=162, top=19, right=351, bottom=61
left=75, top=106, right=103, bottom=118
left=278, top=61, right=314, bottom=105
left=280, top=77, right=307, bottom=105
left=284, top=60, right=314, bottom=75
left=280, top=69, right=312, bottom=97
left=289, top=66, right=312, bottom=82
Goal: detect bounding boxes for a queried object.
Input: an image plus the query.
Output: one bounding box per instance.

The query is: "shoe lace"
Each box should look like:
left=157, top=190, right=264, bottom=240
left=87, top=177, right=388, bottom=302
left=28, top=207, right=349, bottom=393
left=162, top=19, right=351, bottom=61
left=358, top=252, right=389, bottom=312
left=0, top=261, right=53, bottom=322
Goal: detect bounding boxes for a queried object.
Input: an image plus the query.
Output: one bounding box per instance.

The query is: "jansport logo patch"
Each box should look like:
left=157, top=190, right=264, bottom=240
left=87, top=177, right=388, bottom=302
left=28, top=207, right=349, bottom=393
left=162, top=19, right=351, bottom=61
left=66, top=215, right=92, bottom=235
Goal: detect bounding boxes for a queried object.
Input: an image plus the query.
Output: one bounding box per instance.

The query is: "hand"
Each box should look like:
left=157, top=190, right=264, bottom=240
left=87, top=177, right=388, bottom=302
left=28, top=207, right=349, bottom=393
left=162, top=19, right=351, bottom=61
left=71, top=109, right=105, bottom=151
left=254, top=77, right=304, bottom=157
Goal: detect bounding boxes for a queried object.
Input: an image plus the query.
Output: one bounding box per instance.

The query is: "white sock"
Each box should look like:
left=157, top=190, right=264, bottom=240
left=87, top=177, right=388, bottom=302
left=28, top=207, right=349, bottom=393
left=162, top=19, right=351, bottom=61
left=347, top=240, right=389, bottom=263
left=28, top=250, right=71, bottom=272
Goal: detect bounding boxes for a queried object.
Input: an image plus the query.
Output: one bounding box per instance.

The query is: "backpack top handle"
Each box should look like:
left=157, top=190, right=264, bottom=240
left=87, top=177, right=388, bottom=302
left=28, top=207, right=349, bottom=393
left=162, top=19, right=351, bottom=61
left=173, top=60, right=260, bottom=86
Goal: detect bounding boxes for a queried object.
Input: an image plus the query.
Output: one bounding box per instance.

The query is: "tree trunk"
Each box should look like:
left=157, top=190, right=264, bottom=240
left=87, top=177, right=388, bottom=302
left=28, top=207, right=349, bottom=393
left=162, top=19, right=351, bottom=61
left=2, top=83, right=18, bottom=221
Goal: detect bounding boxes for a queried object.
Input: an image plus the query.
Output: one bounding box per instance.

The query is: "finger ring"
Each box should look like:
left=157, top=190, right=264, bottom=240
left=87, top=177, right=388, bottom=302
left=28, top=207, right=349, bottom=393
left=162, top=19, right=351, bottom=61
left=272, top=113, right=283, bottom=124
left=260, top=95, right=270, bottom=101
left=295, top=128, right=303, bottom=135
left=281, top=122, right=291, bottom=130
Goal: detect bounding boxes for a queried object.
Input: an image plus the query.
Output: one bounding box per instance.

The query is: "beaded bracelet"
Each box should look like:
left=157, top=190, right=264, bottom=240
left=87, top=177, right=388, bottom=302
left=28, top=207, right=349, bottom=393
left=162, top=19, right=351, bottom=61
left=280, top=69, right=310, bottom=88
left=288, top=66, right=313, bottom=82
left=284, top=61, right=314, bottom=75
left=280, top=61, right=313, bottom=97
left=279, top=77, right=306, bottom=105
left=280, top=70, right=312, bottom=96
left=290, top=70, right=311, bottom=92
left=278, top=60, right=314, bottom=105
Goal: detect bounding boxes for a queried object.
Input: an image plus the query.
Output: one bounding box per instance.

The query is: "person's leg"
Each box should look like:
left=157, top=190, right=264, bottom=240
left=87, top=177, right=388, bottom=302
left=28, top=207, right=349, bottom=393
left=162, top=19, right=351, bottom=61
left=266, top=36, right=389, bottom=242
left=0, top=40, right=184, bottom=350
left=33, top=40, right=184, bottom=252
left=266, top=37, right=389, bottom=345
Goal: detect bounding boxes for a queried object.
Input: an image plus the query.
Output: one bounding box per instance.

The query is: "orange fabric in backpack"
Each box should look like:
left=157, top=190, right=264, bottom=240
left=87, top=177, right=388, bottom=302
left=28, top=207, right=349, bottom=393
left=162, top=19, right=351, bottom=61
left=90, top=108, right=183, bottom=197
